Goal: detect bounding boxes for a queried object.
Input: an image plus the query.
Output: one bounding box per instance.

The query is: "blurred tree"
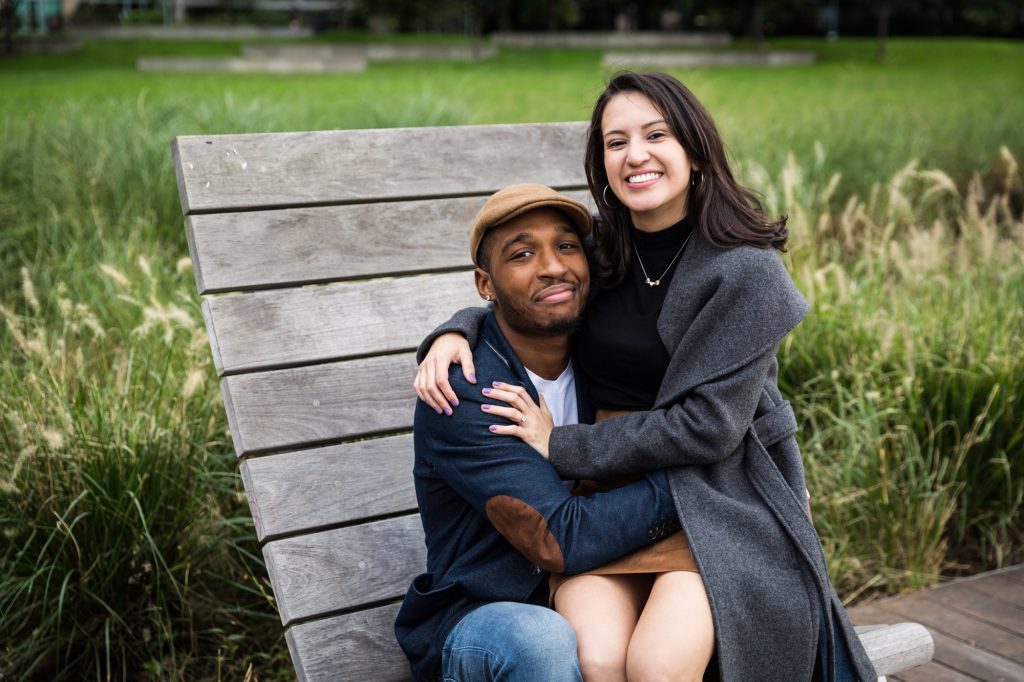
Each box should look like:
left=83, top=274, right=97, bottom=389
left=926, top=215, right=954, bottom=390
left=962, top=0, right=1023, bottom=35
left=745, top=0, right=767, bottom=46
left=1, top=0, right=18, bottom=55
left=871, top=0, right=921, bottom=60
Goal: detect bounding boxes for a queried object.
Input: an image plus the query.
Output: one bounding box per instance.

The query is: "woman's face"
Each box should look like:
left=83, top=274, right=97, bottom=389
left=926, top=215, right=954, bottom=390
left=601, top=91, right=696, bottom=232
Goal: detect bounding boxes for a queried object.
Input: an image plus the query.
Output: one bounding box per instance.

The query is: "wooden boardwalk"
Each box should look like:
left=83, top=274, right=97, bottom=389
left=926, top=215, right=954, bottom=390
left=850, top=564, right=1024, bottom=681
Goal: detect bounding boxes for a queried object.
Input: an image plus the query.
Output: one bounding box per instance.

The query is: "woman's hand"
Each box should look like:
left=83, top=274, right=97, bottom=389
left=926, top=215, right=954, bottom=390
left=481, top=382, right=554, bottom=459
left=414, top=333, right=476, bottom=416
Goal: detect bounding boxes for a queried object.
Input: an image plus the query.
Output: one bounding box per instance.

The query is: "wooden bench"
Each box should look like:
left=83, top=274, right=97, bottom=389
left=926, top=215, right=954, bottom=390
left=172, top=122, right=935, bottom=681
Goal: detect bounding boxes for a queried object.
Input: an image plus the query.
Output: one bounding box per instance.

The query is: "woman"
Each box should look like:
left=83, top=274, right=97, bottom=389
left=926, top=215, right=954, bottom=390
left=415, top=72, right=873, bottom=682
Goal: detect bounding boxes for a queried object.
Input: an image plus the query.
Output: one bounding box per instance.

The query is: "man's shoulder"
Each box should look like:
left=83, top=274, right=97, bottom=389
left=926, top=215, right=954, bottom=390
left=415, top=338, right=523, bottom=439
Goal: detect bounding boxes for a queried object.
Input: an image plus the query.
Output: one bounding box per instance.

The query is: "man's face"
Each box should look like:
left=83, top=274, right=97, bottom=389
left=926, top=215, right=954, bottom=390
left=476, top=207, right=590, bottom=336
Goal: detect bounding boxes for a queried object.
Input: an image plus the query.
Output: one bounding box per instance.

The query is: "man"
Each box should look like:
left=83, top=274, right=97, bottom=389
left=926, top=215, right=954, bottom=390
left=395, top=184, right=682, bottom=682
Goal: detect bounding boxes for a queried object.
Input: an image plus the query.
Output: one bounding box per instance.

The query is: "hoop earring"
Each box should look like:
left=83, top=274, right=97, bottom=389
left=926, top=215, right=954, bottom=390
left=691, top=170, right=703, bottom=190
left=602, top=184, right=622, bottom=208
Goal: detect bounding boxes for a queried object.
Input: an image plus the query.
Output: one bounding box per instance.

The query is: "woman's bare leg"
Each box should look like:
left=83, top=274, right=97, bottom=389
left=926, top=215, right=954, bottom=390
left=554, top=574, right=653, bottom=682
left=626, top=571, right=715, bottom=682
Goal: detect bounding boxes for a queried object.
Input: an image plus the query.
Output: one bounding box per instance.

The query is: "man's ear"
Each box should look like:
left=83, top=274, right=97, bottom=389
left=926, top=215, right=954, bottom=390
left=474, top=268, right=495, bottom=302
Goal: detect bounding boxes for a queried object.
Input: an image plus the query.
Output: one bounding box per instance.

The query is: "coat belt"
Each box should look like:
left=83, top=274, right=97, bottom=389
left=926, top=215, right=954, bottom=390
left=751, top=400, right=798, bottom=449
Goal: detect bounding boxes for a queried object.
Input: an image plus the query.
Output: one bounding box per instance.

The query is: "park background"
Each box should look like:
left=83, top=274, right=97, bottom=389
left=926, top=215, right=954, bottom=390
left=1, top=1, right=1023, bottom=679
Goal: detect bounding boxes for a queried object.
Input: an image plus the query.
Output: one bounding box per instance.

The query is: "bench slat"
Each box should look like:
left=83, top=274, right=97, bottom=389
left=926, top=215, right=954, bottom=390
left=222, top=353, right=418, bottom=456
left=282, top=615, right=931, bottom=682
left=240, top=434, right=416, bottom=542
left=286, top=604, right=411, bottom=682
left=263, top=514, right=425, bottom=626
left=858, top=623, right=935, bottom=676
left=187, top=198, right=476, bottom=294
left=204, top=272, right=481, bottom=376
left=172, top=122, right=589, bottom=214
left=187, top=190, right=594, bottom=294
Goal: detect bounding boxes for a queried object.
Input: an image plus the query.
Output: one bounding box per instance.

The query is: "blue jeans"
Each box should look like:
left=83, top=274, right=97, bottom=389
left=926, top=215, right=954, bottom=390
left=441, top=602, right=583, bottom=682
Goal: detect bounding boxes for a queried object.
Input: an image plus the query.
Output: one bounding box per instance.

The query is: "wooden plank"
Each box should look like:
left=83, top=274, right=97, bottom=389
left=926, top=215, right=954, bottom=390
left=925, top=585, right=1024, bottom=633
left=859, top=623, right=934, bottom=677
left=286, top=604, right=412, bottom=682
left=876, top=593, right=1024, bottom=665
left=283, top=614, right=930, bottom=682
left=172, top=122, right=589, bottom=214
left=856, top=595, right=1019, bottom=679
left=263, top=514, right=425, bottom=626
left=187, top=198, right=475, bottom=294
left=891, top=661, right=975, bottom=682
left=221, top=353, right=419, bottom=456
left=186, top=191, right=594, bottom=294
left=240, top=434, right=416, bottom=542
left=961, top=571, right=1024, bottom=609
left=204, top=272, right=481, bottom=376
left=925, top=629, right=1023, bottom=680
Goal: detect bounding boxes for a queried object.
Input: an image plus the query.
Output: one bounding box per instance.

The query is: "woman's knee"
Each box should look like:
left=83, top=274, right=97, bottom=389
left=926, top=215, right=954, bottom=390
left=626, top=650, right=706, bottom=682
left=577, top=644, right=628, bottom=682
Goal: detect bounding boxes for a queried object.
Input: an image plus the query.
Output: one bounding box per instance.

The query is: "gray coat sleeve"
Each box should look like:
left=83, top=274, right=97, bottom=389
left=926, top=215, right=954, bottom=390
left=415, top=306, right=490, bottom=364
left=547, top=346, right=777, bottom=480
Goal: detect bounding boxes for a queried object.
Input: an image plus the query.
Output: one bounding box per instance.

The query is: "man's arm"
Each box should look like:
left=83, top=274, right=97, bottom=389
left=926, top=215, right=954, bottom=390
left=418, top=373, right=679, bottom=575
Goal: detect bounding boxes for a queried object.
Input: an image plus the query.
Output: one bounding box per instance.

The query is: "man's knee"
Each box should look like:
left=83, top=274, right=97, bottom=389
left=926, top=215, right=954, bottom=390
left=502, top=604, right=578, bottom=663
left=444, top=603, right=580, bottom=681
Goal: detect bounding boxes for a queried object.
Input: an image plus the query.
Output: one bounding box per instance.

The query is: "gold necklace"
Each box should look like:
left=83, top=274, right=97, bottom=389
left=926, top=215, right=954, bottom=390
left=632, top=232, right=692, bottom=287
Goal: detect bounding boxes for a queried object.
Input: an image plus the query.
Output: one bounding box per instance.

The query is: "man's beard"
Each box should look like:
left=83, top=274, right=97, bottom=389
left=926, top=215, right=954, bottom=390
left=491, top=285, right=585, bottom=337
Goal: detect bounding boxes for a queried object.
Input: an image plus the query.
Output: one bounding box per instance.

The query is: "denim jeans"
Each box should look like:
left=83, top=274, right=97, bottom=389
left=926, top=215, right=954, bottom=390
left=441, top=602, right=583, bottom=682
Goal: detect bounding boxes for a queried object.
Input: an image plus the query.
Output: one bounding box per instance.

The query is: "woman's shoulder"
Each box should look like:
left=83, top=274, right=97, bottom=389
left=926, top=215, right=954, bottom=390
left=679, top=233, right=807, bottom=327
left=692, top=234, right=793, bottom=290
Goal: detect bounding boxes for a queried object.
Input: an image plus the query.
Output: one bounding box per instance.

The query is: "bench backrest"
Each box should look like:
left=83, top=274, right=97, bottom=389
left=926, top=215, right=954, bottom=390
left=173, top=122, right=592, bottom=682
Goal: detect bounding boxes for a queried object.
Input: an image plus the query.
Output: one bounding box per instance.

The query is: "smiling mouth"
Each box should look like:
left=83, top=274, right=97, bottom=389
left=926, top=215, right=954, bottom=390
left=535, top=283, right=577, bottom=303
left=627, top=172, right=662, bottom=184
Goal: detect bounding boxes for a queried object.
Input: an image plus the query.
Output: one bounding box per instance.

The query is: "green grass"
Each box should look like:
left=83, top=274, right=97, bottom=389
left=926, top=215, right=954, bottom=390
left=1, top=36, right=1022, bottom=680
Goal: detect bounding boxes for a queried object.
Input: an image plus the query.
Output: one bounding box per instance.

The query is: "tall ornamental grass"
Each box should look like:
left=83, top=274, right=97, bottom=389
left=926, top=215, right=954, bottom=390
left=0, top=261, right=287, bottom=680
left=759, top=146, right=1024, bottom=596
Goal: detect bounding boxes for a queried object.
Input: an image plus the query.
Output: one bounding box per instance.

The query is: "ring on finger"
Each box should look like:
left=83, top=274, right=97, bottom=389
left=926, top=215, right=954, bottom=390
left=520, top=412, right=527, bottom=424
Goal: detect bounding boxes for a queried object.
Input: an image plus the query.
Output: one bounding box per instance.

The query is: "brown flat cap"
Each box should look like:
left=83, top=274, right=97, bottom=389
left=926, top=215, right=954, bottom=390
left=471, top=184, right=592, bottom=267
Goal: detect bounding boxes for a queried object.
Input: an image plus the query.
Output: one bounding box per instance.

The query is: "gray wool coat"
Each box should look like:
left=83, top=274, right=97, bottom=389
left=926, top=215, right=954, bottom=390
left=423, top=231, right=877, bottom=682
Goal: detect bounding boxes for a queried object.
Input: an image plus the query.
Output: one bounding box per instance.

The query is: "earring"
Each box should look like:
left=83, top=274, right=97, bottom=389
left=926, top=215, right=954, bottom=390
left=602, top=184, right=622, bottom=208
left=483, top=295, right=491, bottom=301
left=691, top=170, right=702, bottom=189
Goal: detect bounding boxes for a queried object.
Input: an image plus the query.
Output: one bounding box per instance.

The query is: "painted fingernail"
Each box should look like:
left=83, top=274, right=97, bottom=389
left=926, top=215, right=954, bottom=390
left=469, top=373, right=477, bottom=383
left=489, top=425, right=498, bottom=432
left=450, top=398, right=459, bottom=407
left=434, top=407, right=443, bottom=415
left=444, top=407, right=452, bottom=416
left=492, top=381, right=503, bottom=387
left=481, top=404, right=492, bottom=411
left=482, top=388, right=492, bottom=395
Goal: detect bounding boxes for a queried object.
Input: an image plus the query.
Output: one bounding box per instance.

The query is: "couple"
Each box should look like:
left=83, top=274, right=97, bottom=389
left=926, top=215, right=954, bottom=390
left=395, top=72, right=876, bottom=682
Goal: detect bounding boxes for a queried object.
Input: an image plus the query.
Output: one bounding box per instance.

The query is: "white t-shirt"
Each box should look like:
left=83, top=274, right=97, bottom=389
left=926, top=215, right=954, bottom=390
left=524, top=362, right=579, bottom=428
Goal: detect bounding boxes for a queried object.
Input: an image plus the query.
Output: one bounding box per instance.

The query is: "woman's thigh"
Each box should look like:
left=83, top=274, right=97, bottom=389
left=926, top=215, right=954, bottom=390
left=554, top=573, right=653, bottom=682
left=626, top=571, right=715, bottom=682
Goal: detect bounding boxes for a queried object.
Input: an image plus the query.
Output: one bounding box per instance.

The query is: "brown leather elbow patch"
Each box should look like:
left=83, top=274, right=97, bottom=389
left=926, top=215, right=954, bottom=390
left=485, top=495, right=565, bottom=572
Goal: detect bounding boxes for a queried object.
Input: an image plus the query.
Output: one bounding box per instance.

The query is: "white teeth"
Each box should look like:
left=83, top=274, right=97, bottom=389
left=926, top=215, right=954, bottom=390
left=627, top=172, right=661, bottom=184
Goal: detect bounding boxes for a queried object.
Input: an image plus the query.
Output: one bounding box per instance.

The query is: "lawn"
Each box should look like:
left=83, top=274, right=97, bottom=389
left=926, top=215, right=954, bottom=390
left=1, top=35, right=1022, bottom=680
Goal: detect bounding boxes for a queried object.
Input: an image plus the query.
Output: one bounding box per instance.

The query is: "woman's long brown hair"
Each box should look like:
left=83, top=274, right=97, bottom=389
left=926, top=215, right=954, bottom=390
left=585, top=71, right=788, bottom=285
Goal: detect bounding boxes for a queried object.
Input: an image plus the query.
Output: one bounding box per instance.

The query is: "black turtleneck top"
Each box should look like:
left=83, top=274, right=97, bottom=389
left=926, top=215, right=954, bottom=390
left=574, top=215, right=693, bottom=410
